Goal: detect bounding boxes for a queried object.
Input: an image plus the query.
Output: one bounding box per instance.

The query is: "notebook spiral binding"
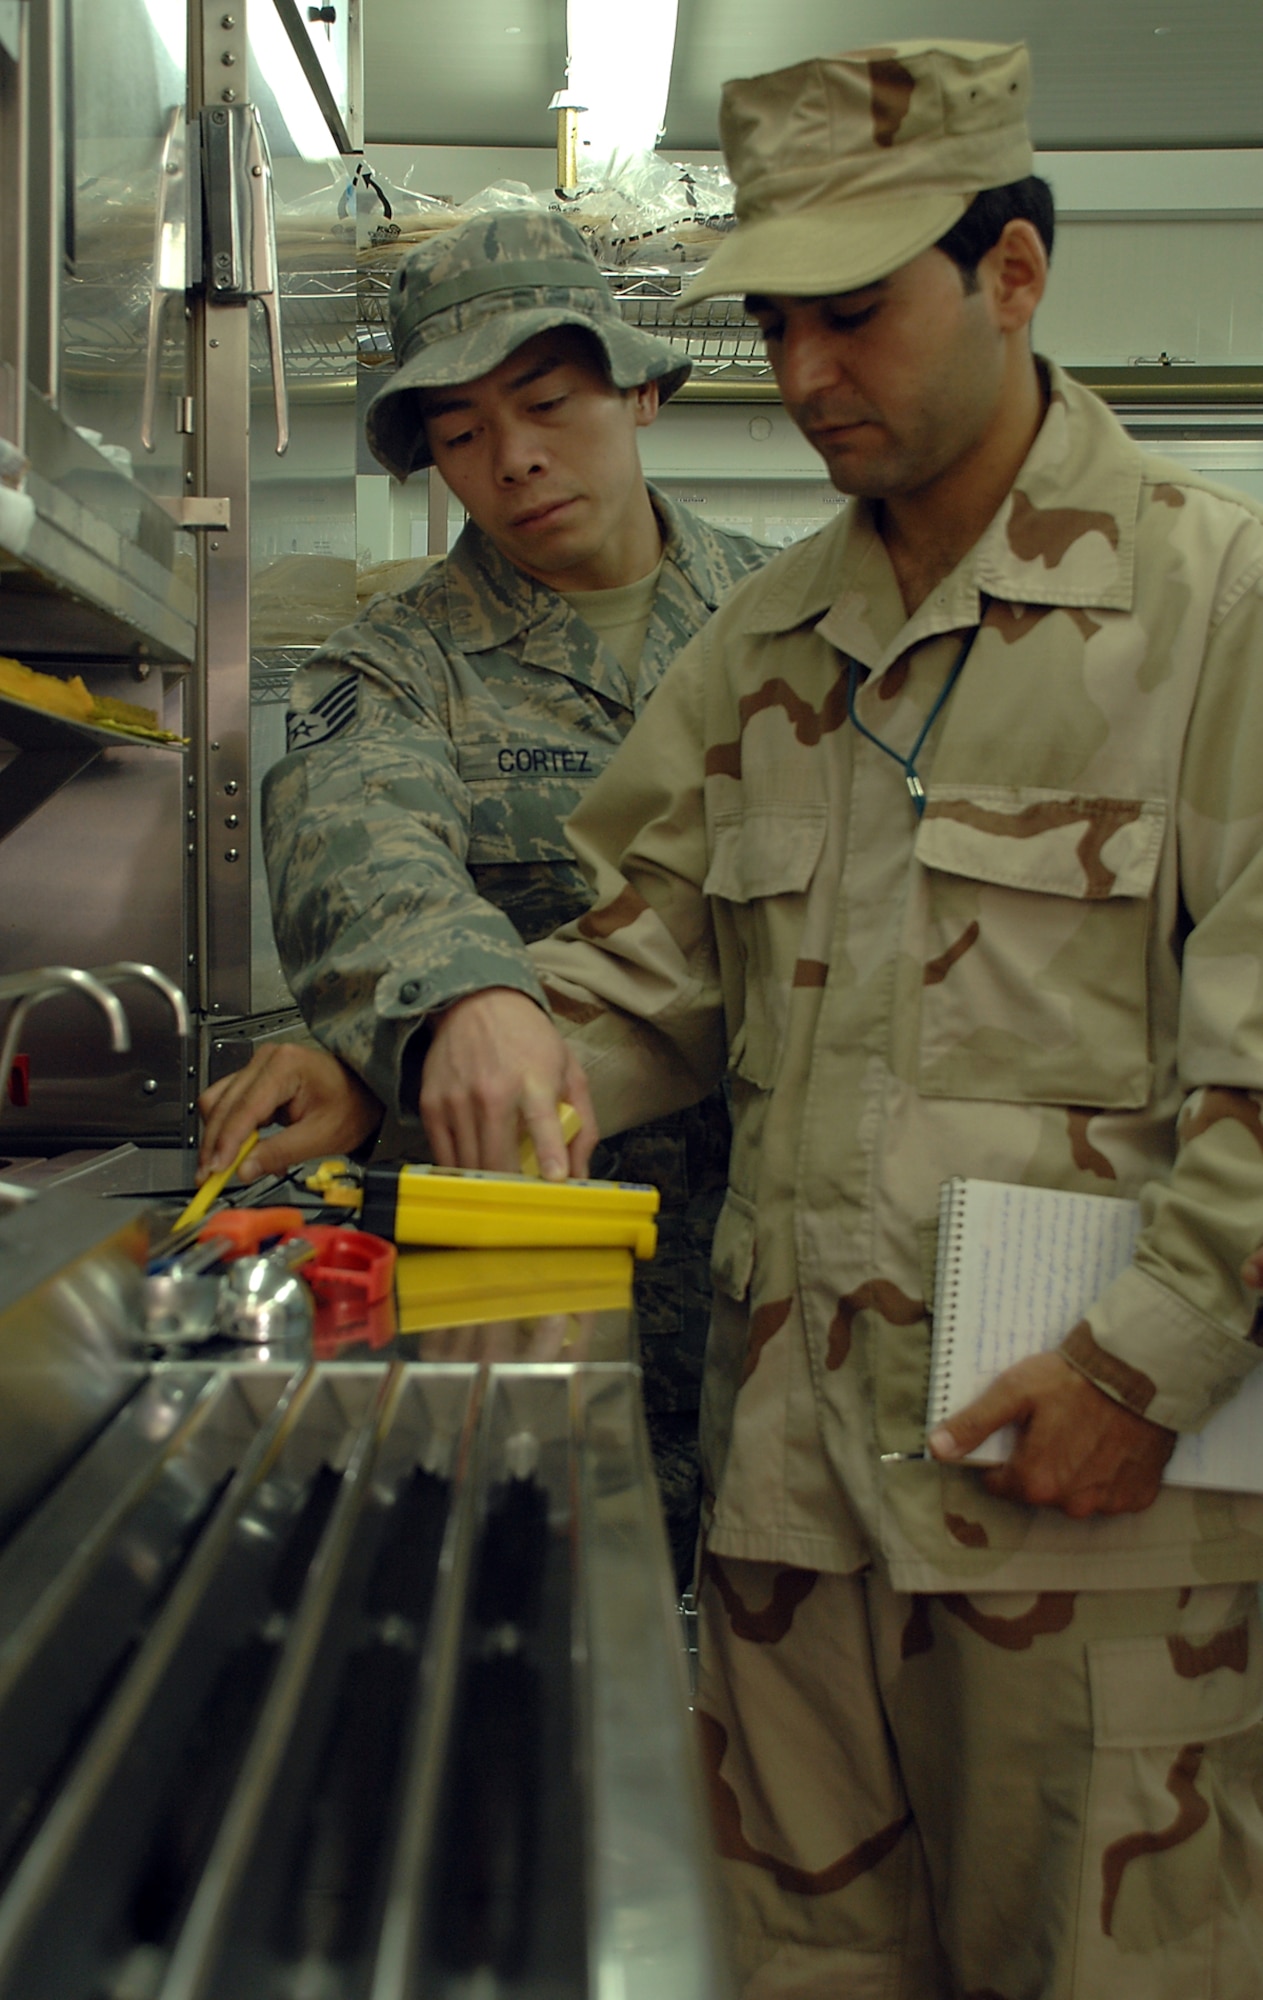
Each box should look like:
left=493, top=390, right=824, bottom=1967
left=927, top=1177, right=968, bottom=1431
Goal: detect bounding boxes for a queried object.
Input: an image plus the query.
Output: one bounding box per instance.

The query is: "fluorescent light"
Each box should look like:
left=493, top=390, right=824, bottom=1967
left=566, top=0, right=680, bottom=168
left=248, top=0, right=336, bottom=161
left=139, top=0, right=185, bottom=75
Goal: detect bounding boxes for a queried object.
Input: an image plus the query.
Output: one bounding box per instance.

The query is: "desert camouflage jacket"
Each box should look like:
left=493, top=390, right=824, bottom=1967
left=531, top=364, right=1263, bottom=1591
left=264, top=489, right=766, bottom=1098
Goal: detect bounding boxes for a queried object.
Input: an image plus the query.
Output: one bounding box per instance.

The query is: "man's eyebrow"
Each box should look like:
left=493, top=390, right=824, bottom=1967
left=419, top=389, right=474, bottom=422
left=503, top=353, right=568, bottom=394
left=419, top=354, right=568, bottom=424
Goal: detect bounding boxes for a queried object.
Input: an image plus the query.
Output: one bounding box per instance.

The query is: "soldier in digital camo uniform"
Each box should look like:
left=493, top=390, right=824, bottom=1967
left=198, top=210, right=767, bottom=1584
left=416, top=42, right=1263, bottom=2000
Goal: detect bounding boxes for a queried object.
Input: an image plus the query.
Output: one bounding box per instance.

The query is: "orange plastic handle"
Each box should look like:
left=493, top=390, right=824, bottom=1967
left=196, top=1207, right=306, bottom=1257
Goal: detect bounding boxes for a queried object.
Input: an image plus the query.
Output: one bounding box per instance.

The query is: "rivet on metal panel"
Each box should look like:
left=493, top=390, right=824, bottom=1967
left=209, top=540, right=220, bottom=551
left=187, top=810, right=196, bottom=823
left=222, top=87, right=236, bottom=102
left=186, top=843, right=195, bottom=855
left=141, top=1079, right=158, bottom=1096
left=187, top=1102, right=196, bottom=1115
left=221, top=13, right=236, bottom=24
left=187, top=1064, right=197, bottom=1077
left=225, top=814, right=239, bottom=829
left=221, top=51, right=235, bottom=65
left=224, top=849, right=240, bottom=863
left=209, top=338, right=220, bottom=348
left=211, top=741, right=221, bottom=751
left=224, top=780, right=239, bottom=795
left=187, top=774, right=196, bottom=787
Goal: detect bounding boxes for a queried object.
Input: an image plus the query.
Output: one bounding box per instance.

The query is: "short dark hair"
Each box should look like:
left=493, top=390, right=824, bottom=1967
left=935, top=176, right=1055, bottom=292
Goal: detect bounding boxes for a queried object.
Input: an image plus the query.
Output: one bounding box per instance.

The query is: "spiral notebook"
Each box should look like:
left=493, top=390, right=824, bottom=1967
left=929, top=1177, right=1263, bottom=1494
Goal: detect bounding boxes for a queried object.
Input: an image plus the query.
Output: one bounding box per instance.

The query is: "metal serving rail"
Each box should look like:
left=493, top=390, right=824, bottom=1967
left=0, top=1188, right=731, bottom=2000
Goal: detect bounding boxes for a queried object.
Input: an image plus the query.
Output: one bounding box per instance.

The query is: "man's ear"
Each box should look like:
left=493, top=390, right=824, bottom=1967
left=632, top=378, right=661, bottom=428
left=982, top=218, right=1048, bottom=333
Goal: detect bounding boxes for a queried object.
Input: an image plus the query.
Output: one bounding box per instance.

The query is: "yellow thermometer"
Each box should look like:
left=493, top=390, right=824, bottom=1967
left=359, top=1161, right=658, bottom=1258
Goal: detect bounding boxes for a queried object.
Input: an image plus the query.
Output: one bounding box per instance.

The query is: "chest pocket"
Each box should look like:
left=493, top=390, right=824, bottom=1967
left=457, top=739, right=610, bottom=866
left=703, top=807, right=827, bottom=1089
left=914, top=786, right=1165, bottom=1109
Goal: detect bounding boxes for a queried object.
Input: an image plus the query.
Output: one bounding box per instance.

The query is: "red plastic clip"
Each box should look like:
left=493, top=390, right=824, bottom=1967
left=301, top=1224, right=396, bottom=1304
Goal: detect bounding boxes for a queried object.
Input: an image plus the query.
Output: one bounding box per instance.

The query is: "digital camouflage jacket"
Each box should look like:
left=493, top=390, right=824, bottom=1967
left=263, top=490, right=767, bottom=1453
left=530, top=365, right=1263, bottom=1592
left=265, top=489, right=765, bottom=1091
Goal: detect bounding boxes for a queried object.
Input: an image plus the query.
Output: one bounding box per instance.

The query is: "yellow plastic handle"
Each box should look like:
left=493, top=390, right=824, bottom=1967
left=518, top=1100, right=583, bottom=1178
left=173, top=1129, right=259, bottom=1231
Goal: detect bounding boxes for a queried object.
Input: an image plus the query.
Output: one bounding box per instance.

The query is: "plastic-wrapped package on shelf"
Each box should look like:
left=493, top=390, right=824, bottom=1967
left=354, top=159, right=769, bottom=393
left=565, top=152, right=738, bottom=274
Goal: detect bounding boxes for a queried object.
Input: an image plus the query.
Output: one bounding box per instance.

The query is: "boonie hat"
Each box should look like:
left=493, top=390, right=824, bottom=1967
left=365, top=210, right=691, bottom=480
left=680, top=39, right=1034, bottom=306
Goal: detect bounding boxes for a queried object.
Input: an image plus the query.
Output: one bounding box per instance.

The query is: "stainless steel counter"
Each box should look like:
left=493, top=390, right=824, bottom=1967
left=0, top=1185, right=731, bottom=2000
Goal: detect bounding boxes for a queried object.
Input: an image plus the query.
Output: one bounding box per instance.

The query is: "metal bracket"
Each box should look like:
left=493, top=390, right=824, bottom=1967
left=156, top=496, right=231, bottom=530
left=199, top=103, right=289, bottom=454
left=140, top=110, right=192, bottom=453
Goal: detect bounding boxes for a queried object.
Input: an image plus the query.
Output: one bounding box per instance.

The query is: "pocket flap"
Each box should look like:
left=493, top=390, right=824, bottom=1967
left=916, top=788, right=1165, bottom=902
left=704, top=808, right=827, bottom=905
left=1089, top=1607, right=1263, bottom=1750
left=711, top=1189, right=757, bottom=1302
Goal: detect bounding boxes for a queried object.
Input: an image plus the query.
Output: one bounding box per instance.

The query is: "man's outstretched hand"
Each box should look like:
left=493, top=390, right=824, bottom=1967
left=928, top=1349, right=1176, bottom=1518
left=420, top=988, right=597, bottom=1179
left=197, top=1043, right=382, bottom=1184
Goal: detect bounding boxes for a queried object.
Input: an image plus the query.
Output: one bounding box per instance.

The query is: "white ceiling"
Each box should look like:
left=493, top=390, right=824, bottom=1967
left=364, top=0, right=1263, bottom=152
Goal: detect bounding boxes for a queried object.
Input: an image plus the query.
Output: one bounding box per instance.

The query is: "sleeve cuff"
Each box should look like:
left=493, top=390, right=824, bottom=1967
left=1060, top=1261, right=1263, bottom=1432
left=367, top=954, right=551, bottom=1122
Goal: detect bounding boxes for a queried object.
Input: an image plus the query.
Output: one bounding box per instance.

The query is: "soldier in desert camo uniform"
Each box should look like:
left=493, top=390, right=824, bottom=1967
left=197, top=211, right=768, bottom=1583
left=411, top=42, right=1263, bottom=2000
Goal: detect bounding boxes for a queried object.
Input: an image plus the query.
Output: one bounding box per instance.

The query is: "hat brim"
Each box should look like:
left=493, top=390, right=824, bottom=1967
left=365, top=305, right=691, bottom=481
left=677, top=191, right=969, bottom=308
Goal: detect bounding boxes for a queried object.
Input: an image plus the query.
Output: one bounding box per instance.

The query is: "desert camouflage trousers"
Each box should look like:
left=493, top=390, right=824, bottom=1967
left=696, top=1555, right=1263, bottom=1999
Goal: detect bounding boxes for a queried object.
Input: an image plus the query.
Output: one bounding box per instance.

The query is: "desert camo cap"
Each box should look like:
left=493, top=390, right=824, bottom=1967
left=365, top=210, right=692, bottom=480
left=679, top=40, right=1034, bottom=307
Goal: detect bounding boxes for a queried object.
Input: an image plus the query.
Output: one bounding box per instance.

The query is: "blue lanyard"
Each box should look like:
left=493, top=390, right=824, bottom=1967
left=845, top=624, right=981, bottom=817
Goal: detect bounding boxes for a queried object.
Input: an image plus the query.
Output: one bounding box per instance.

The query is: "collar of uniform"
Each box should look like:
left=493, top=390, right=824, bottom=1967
left=741, top=359, right=1144, bottom=654
left=439, top=484, right=734, bottom=657
left=970, top=361, right=1142, bottom=615
left=441, top=520, right=553, bottom=652
left=438, top=518, right=635, bottom=706
left=649, top=486, right=758, bottom=611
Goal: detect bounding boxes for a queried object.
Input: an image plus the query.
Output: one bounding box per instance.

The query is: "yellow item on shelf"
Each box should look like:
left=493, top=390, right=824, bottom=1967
left=0, top=656, right=94, bottom=721
left=0, top=655, right=185, bottom=744
left=90, top=694, right=185, bottom=743
left=394, top=1244, right=633, bottom=1333
left=517, top=1099, right=584, bottom=1177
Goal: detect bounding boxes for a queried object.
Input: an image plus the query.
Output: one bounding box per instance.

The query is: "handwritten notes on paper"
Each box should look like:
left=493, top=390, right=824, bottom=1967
left=930, top=1179, right=1263, bottom=1492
